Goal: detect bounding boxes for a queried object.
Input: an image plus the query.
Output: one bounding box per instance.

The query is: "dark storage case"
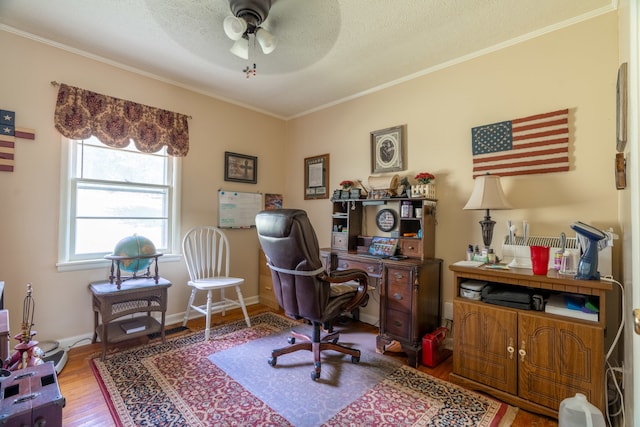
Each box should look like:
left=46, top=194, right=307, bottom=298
left=0, top=362, right=65, bottom=426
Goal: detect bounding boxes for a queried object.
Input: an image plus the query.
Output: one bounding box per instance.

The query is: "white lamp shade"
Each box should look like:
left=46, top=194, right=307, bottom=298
left=223, top=16, right=247, bottom=40
left=230, top=38, right=249, bottom=59
left=463, top=174, right=512, bottom=210
left=256, top=28, right=277, bottom=54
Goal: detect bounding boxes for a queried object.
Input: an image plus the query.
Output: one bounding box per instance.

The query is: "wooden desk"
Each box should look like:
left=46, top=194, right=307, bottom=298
left=89, top=277, right=171, bottom=361
left=321, top=249, right=442, bottom=367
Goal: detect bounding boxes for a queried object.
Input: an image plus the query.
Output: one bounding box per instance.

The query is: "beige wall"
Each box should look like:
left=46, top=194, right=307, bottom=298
left=0, top=31, right=286, bottom=342
left=0, top=10, right=620, bottom=343
left=288, top=12, right=620, bottom=307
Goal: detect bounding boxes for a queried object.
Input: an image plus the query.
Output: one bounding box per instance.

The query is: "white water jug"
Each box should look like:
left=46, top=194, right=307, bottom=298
left=558, top=393, right=606, bottom=427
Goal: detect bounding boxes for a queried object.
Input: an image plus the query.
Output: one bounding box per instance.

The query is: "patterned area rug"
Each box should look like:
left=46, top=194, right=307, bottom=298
left=90, top=313, right=517, bottom=426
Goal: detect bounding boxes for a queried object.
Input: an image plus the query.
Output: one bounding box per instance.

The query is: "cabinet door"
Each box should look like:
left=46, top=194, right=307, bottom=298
left=518, top=312, right=605, bottom=412
left=453, top=300, right=518, bottom=394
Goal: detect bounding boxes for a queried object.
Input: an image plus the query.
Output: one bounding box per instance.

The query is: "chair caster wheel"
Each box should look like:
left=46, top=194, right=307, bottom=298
left=287, top=337, right=295, bottom=344
left=311, top=370, right=320, bottom=381
left=268, top=357, right=277, bottom=366
left=331, top=338, right=339, bottom=344
left=351, top=356, right=360, bottom=364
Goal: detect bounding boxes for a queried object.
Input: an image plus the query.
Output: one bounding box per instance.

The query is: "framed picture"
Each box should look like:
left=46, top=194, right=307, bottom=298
left=224, top=151, right=257, bottom=184
left=265, top=193, right=283, bottom=210
left=304, top=153, right=330, bottom=200
left=371, top=125, right=405, bottom=173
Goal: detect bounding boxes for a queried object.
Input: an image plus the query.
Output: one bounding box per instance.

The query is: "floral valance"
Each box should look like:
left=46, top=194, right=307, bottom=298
left=54, top=83, right=189, bottom=157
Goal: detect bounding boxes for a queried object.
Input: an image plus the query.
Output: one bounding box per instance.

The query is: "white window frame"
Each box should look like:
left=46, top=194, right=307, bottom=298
left=57, top=137, right=181, bottom=272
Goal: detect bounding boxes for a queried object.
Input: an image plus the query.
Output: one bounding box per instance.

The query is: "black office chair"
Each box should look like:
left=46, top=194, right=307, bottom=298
left=255, top=209, right=369, bottom=380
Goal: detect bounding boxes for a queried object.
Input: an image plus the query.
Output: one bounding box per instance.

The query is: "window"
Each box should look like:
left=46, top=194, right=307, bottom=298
left=58, top=136, right=181, bottom=271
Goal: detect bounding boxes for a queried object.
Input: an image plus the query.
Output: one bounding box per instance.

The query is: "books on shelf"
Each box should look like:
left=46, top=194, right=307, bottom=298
left=120, top=318, right=147, bottom=334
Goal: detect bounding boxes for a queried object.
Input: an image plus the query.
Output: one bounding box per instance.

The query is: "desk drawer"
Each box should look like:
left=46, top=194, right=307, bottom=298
left=387, top=283, right=411, bottom=312
left=336, top=258, right=381, bottom=277
left=400, top=238, right=422, bottom=258
left=386, top=267, right=412, bottom=311
left=332, top=233, right=349, bottom=250
left=384, top=308, right=411, bottom=340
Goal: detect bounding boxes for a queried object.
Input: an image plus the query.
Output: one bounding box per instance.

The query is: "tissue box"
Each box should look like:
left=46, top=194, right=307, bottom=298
left=422, top=327, right=452, bottom=368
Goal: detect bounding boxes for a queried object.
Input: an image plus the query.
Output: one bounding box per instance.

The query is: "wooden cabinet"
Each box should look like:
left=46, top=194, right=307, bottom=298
left=259, top=249, right=279, bottom=310
left=449, top=265, right=611, bottom=418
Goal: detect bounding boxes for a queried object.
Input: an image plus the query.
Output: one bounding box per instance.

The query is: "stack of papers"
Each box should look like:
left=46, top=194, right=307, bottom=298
left=452, top=260, right=485, bottom=267
left=545, top=294, right=598, bottom=322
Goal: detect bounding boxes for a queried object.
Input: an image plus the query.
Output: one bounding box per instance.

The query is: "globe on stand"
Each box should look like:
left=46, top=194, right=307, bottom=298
left=105, top=234, right=163, bottom=288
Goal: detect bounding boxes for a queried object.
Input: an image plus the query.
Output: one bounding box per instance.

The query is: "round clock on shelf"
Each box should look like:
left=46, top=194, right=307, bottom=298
left=376, top=209, right=397, bottom=232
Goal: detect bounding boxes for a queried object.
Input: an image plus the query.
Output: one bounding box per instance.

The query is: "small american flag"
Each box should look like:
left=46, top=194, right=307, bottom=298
left=471, top=109, right=569, bottom=178
left=0, top=136, right=15, bottom=172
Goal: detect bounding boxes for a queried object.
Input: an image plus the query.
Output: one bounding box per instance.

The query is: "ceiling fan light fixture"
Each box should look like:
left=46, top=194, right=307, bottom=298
left=230, top=37, right=249, bottom=59
left=223, top=15, right=247, bottom=40
left=256, top=28, right=277, bottom=54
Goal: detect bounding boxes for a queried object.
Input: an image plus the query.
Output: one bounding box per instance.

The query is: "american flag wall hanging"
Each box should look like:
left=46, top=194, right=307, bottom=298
left=471, top=109, right=569, bottom=178
left=0, top=109, right=36, bottom=172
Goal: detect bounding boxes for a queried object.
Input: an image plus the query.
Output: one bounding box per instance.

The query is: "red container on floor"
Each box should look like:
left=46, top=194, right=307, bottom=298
left=0, top=362, right=65, bottom=426
left=422, top=327, right=452, bottom=368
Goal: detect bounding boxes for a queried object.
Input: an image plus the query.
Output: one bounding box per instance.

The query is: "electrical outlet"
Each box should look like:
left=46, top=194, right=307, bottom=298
left=444, top=302, right=454, bottom=320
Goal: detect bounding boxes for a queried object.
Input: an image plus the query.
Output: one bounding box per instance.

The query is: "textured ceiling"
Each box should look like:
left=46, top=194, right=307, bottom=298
left=0, top=0, right=614, bottom=119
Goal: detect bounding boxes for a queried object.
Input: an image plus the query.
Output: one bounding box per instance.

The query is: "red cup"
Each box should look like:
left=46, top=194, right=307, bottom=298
left=530, top=246, right=550, bottom=275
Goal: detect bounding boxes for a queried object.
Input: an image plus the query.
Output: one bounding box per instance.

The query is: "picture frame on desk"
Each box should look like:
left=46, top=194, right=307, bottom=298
left=224, top=151, right=257, bottom=184
left=371, top=125, right=405, bottom=173
left=304, top=153, right=330, bottom=200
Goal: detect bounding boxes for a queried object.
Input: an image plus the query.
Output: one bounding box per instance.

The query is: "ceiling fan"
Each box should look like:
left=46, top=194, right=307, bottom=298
left=223, top=0, right=277, bottom=60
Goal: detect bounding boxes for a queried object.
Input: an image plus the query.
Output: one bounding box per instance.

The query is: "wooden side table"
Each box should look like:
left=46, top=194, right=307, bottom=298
left=89, top=277, right=171, bottom=361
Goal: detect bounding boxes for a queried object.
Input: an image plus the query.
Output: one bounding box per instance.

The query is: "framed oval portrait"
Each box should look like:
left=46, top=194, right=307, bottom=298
left=371, top=125, right=405, bottom=173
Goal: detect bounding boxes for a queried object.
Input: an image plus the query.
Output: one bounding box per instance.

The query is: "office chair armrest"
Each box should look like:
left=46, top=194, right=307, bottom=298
left=322, top=269, right=369, bottom=312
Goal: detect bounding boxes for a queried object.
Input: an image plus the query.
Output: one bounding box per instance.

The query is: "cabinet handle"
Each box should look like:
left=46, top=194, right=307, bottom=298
left=265, top=286, right=272, bottom=291
left=519, top=340, right=526, bottom=362
left=393, top=320, right=403, bottom=327
left=407, top=245, right=415, bottom=250
left=394, top=272, right=404, bottom=279
left=393, top=293, right=403, bottom=300
left=507, top=338, right=515, bottom=360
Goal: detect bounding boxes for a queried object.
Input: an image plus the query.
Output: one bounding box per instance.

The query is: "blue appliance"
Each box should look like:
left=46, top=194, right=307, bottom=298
left=570, top=221, right=607, bottom=280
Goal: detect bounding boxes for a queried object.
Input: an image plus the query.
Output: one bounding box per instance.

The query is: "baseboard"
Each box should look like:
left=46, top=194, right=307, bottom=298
left=359, top=312, right=379, bottom=327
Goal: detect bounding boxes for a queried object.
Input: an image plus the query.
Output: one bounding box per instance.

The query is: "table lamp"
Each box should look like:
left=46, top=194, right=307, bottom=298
left=463, top=174, right=512, bottom=248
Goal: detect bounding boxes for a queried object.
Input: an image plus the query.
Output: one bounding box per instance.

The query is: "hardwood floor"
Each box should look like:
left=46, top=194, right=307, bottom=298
left=57, top=304, right=557, bottom=426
